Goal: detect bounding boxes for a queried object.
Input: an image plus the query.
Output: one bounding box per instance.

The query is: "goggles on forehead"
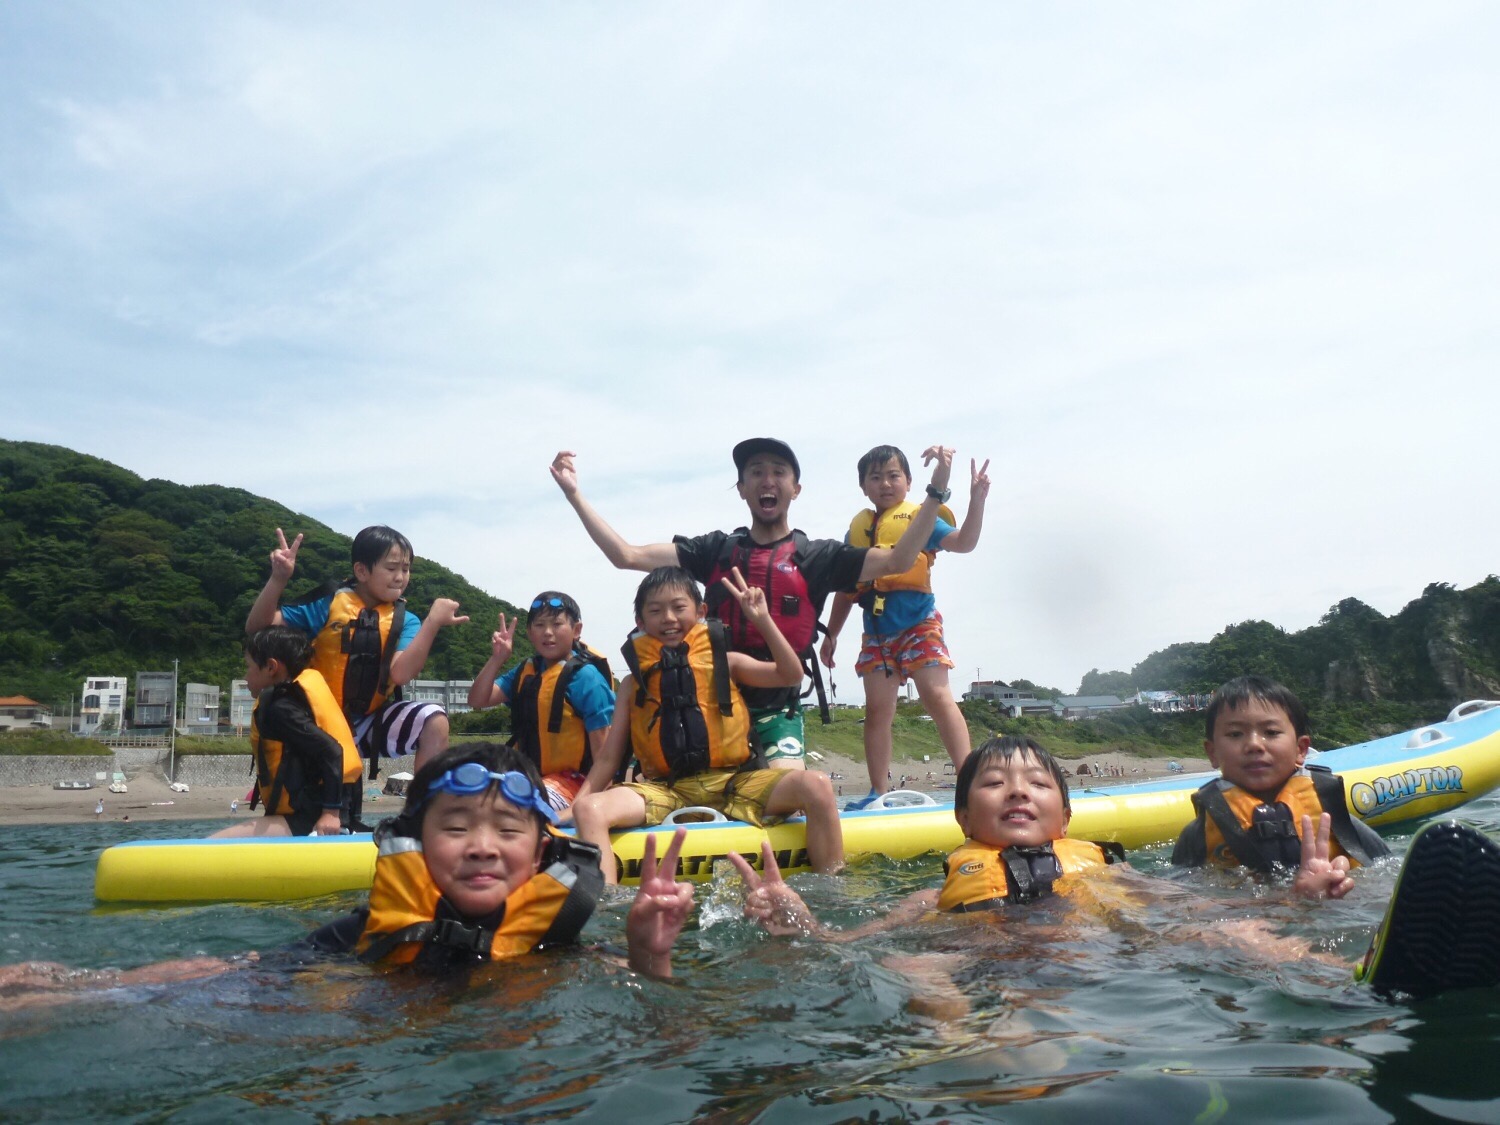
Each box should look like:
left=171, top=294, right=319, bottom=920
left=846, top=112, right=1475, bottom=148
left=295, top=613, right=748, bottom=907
left=423, top=762, right=558, bottom=825
left=531, top=597, right=567, bottom=612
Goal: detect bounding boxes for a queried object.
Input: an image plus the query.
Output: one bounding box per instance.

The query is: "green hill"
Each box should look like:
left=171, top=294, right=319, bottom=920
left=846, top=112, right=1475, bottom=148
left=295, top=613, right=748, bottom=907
left=0, top=439, right=527, bottom=711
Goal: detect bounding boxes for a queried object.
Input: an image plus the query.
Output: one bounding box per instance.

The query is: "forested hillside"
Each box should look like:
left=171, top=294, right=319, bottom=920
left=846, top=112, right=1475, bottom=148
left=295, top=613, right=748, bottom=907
left=1076, top=581, right=1500, bottom=706
left=0, top=440, right=526, bottom=709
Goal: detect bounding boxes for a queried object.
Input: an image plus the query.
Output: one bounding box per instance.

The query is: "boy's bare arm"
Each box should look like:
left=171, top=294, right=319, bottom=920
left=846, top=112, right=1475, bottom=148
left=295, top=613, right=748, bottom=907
left=551, top=451, right=680, bottom=572
left=858, top=445, right=955, bottom=582
left=935, top=458, right=990, bottom=555
left=571, top=684, right=633, bottom=806
left=819, top=592, right=857, bottom=669
left=246, top=528, right=299, bottom=631
left=388, top=598, right=470, bottom=686
left=720, top=569, right=802, bottom=688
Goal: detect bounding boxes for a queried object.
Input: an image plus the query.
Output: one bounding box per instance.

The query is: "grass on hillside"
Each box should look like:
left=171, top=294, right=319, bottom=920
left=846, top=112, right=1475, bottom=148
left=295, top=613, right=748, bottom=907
left=0, top=731, right=113, bottom=756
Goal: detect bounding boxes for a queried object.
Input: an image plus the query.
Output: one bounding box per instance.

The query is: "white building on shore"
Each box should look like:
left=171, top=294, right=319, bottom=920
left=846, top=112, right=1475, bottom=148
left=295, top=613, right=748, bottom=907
left=80, top=676, right=127, bottom=734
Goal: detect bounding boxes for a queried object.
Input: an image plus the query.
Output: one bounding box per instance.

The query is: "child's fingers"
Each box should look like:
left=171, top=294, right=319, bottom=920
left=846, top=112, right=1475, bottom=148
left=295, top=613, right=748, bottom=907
left=638, top=831, right=659, bottom=884
left=727, top=850, right=762, bottom=889
left=276, top=527, right=288, bottom=550
left=1299, top=815, right=1317, bottom=866
left=1316, top=812, right=1333, bottom=858
left=759, top=840, right=784, bottom=884
left=658, top=827, right=688, bottom=880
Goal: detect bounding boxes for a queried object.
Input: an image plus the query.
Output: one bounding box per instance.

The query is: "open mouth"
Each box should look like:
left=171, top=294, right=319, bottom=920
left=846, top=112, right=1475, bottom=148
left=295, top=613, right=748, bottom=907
left=757, top=492, right=778, bottom=512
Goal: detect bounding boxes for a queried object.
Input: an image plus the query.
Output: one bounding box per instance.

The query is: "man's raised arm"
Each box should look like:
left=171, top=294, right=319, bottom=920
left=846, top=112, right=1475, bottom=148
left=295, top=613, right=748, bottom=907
left=551, top=451, right=680, bottom=572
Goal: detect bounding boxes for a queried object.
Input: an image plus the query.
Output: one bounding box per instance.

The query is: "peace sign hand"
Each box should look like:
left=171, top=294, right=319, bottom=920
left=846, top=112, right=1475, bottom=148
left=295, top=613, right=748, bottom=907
left=269, top=528, right=302, bottom=583
left=969, top=458, right=991, bottom=503
left=626, top=827, right=694, bottom=976
left=1293, top=813, right=1355, bottom=900
left=727, top=841, right=821, bottom=937
left=720, top=566, right=770, bottom=627
left=490, top=613, right=517, bottom=662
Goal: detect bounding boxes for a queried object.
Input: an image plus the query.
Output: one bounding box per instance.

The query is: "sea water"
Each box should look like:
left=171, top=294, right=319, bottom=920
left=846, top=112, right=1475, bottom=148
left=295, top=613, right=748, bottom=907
left=4, top=798, right=1500, bottom=1122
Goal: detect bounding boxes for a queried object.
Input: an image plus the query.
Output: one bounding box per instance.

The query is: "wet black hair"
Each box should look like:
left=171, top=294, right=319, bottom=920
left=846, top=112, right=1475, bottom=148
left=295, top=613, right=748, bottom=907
left=954, top=735, right=1072, bottom=814
left=527, top=590, right=582, bottom=626
left=857, top=444, right=911, bottom=485
left=244, top=625, right=312, bottom=678
left=633, top=566, right=703, bottom=620
left=393, top=741, right=548, bottom=838
left=351, top=525, right=414, bottom=571
left=1204, top=676, right=1310, bottom=740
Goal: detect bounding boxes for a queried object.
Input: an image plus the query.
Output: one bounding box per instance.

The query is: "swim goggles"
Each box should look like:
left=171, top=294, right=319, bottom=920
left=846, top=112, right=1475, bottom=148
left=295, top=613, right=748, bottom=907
left=424, top=763, right=558, bottom=824
left=531, top=597, right=567, bottom=612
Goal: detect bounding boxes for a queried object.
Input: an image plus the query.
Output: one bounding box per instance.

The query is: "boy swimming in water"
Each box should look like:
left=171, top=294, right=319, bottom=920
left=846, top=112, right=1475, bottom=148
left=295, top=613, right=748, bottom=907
left=569, top=566, right=844, bottom=884
left=0, top=743, right=696, bottom=1003
left=211, top=626, right=361, bottom=838
left=467, top=591, right=614, bottom=816
left=1171, top=675, right=1390, bottom=896
left=822, top=445, right=990, bottom=806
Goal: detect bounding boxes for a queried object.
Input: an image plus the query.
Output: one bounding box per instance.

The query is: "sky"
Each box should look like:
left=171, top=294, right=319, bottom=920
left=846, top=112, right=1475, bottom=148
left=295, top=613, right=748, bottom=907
left=3, top=3, right=1498, bottom=698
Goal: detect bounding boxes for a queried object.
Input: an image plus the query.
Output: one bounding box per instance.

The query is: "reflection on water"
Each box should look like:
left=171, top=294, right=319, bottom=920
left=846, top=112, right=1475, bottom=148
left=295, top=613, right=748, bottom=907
left=2, top=804, right=1500, bottom=1120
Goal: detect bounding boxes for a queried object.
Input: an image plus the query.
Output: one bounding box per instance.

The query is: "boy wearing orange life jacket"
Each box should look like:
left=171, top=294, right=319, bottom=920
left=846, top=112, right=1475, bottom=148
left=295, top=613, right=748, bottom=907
left=1171, top=676, right=1390, bottom=897
left=550, top=440, right=956, bottom=771
left=467, top=591, right=615, bottom=815
left=569, top=566, right=845, bottom=885
left=822, top=445, right=991, bottom=807
left=246, top=525, right=470, bottom=826
left=211, top=626, right=361, bottom=838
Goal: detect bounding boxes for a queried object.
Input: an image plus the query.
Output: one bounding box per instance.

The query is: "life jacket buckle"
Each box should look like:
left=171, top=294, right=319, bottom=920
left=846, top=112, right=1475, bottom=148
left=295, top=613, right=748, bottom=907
left=429, top=918, right=488, bottom=954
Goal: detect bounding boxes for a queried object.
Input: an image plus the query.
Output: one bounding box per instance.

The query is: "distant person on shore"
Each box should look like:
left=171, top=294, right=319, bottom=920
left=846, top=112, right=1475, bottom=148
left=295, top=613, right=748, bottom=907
left=246, top=525, right=469, bottom=827
left=569, top=566, right=844, bottom=884
left=211, top=626, right=360, bottom=838
left=1170, top=675, right=1390, bottom=896
left=823, top=445, right=989, bottom=808
left=467, top=591, right=615, bottom=817
left=94, top=799, right=104, bottom=819
left=551, top=439, right=955, bottom=772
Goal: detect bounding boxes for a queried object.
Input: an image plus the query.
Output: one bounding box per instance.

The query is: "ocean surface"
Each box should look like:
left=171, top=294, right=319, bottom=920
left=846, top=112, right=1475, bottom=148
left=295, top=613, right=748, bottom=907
left=4, top=797, right=1500, bottom=1122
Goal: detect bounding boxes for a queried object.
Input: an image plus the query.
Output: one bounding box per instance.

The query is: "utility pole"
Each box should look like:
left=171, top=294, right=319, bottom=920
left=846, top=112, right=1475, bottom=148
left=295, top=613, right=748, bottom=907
left=170, top=658, right=179, bottom=780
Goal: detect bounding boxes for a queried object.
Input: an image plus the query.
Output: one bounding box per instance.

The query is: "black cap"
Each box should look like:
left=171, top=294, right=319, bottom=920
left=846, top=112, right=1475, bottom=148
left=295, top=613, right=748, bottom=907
left=732, top=438, right=800, bottom=481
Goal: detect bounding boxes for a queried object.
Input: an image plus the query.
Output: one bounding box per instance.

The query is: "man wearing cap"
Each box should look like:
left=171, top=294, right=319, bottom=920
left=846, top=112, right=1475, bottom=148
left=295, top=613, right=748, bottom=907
left=549, top=439, right=955, bottom=769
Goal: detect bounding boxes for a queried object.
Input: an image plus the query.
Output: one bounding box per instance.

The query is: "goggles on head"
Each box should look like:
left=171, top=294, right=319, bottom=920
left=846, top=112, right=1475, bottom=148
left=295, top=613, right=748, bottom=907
left=423, top=762, right=558, bottom=825
left=531, top=597, right=567, bottom=612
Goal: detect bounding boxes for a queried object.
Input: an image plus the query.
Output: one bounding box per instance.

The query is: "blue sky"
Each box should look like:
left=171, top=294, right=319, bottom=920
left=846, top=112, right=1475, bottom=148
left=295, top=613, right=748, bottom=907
left=4, top=3, right=1497, bottom=696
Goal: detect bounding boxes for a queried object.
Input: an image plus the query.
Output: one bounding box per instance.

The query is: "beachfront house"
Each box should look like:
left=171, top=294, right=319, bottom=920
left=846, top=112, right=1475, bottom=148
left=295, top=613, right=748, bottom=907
left=1055, top=694, right=1131, bottom=719
left=963, top=680, right=1055, bottom=717
left=133, top=670, right=175, bottom=727
left=228, top=679, right=254, bottom=733
left=183, top=683, right=221, bottom=733
left=0, top=696, right=52, bottom=730
left=406, top=679, right=475, bottom=715
left=80, top=676, right=127, bottom=735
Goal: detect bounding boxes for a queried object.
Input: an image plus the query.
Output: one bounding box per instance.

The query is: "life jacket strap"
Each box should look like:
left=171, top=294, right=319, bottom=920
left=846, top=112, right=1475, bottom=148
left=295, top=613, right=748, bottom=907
left=1308, top=765, right=1380, bottom=866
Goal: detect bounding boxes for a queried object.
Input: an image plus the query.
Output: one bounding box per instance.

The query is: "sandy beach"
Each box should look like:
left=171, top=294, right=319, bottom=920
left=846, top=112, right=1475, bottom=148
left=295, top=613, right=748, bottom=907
left=0, top=749, right=1211, bottom=827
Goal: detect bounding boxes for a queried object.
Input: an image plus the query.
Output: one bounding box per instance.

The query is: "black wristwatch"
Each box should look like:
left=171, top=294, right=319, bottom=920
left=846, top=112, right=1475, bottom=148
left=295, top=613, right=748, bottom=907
left=926, top=484, right=951, bottom=503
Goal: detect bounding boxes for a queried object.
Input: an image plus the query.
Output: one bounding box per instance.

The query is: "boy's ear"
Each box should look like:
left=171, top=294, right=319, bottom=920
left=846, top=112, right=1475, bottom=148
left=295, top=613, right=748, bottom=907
left=954, top=807, right=970, bottom=837
left=1202, top=738, right=1219, bottom=768
left=1295, top=734, right=1311, bottom=765
left=352, top=561, right=371, bottom=582
left=265, top=657, right=287, bottom=681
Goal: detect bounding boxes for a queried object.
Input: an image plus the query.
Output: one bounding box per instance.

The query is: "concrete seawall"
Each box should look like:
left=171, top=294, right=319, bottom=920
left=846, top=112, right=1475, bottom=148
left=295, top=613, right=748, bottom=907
left=3, top=751, right=418, bottom=789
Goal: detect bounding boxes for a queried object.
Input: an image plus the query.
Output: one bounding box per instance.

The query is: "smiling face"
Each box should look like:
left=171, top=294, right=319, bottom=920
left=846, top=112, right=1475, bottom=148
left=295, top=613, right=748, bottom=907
left=353, top=543, right=412, bottom=605
left=528, top=610, right=583, bottom=664
left=420, top=789, right=548, bottom=919
left=957, top=750, right=1071, bottom=849
left=736, top=454, right=802, bottom=531
left=861, top=455, right=912, bottom=513
left=1204, top=697, right=1310, bottom=800
left=637, top=581, right=705, bottom=646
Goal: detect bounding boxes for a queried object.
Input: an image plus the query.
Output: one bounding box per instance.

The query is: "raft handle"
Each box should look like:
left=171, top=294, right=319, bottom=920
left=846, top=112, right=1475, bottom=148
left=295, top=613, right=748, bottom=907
left=1405, top=727, right=1449, bottom=750
left=662, top=806, right=730, bottom=825
left=1445, top=700, right=1500, bottom=723
left=868, top=789, right=939, bottom=810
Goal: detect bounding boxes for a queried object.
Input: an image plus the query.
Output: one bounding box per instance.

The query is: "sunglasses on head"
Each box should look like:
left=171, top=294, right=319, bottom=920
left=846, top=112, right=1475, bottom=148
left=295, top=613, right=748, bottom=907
left=422, top=762, right=558, bottom=825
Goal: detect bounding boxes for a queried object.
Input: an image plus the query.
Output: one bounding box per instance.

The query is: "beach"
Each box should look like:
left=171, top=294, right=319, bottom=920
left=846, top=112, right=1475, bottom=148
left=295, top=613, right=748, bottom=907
left=0, top=749, right=1211, bottom=827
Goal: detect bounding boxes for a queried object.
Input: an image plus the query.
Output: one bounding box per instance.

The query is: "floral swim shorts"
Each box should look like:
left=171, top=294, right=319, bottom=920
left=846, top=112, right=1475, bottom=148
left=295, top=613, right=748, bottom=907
left=854, top=613, right=954, bottom=683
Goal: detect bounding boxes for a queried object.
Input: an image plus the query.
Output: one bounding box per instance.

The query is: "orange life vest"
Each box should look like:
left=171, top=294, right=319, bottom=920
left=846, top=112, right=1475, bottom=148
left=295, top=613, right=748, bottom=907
left=508, top=647, right=614, bottom=776
left=848, top=499, right=955, bottom=604
left=938, top=837, right=1115, bottom=912
left=305, top=587, right=406, bottom=723
left=251, top=668, right=362, bottom=816
left=622, top=622, right=751, bottom=780
left=1193, top=770, right=1374, bottom=872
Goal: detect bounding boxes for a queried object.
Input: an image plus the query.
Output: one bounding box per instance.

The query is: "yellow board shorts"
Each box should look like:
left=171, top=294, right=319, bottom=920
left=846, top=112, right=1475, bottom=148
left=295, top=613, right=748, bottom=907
left=625, top=767, right=789, bottom=827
